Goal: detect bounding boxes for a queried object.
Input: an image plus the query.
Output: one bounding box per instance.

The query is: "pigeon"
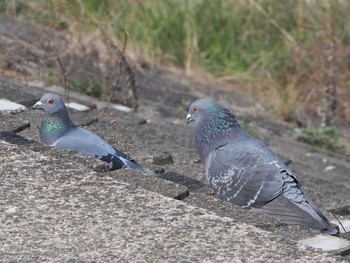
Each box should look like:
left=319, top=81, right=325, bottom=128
left=32, top=93, right=154, bottom=176
left=186, top=98, right=339, bottom=235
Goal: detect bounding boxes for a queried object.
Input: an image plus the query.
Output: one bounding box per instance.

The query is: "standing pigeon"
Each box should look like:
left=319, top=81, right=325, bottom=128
left=187, top=98, right=339, bottom=235
left=32, top=93, right=154, bottom=176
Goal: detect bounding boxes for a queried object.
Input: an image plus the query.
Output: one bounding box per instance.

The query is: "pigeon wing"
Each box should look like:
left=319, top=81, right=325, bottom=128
left=207, top=141, right=338, bottom=234
left=52, top=127, right=155, bottom=175
left=206, top=143, right=284, bottom=208
left=53, top=127, right=131, bottom=166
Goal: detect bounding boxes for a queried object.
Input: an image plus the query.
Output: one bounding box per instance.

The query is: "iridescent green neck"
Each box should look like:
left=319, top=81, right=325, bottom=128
left=195, top=105, right=240, bottom=160
left=40, top=114, right=73, bottom=145
left=206, top=104, right=239, bottom=135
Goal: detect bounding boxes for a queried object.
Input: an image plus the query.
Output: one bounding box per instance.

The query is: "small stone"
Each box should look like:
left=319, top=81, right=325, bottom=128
left=138, top=119, right=148, bottom=125
left=152, top=152, right=174, bottom=165
left=285, top=159, right=292, bottom=166
left=154, top=168, right=165, bottom=174
left=126, top=184, right=138, bottom=190
left=324, top=165, right=336, bottom=171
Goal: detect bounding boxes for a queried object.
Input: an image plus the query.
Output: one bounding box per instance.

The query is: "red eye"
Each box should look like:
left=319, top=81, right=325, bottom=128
left=47, top=99, right=54, bottom=104
left=192, top=106, right=198, bottom=113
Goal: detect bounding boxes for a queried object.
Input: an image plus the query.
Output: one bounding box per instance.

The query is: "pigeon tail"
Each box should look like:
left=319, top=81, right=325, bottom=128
left=122, top=158, right=155, bottom=176
left=254, top=194, right=339, bottom=235
left=100, top=154, right=126, bottom=170
left=101, top=153, right=154, bottom=176
left=303, top=193, right=340, bottom=235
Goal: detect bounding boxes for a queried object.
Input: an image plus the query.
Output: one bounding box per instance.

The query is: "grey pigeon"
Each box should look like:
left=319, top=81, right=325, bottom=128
left=187, top=98, right=339, bottom=235
left=32, top=93, right=154, bottom=176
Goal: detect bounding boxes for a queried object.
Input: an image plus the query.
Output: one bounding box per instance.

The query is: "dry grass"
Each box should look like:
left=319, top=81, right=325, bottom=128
left=2, top=0, right=350, bottom=131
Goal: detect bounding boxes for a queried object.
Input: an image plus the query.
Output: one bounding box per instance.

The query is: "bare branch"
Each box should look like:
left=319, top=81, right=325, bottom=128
left=11, top=122, right=31, bottom=134
left=55, top=51, right=70, bottom=103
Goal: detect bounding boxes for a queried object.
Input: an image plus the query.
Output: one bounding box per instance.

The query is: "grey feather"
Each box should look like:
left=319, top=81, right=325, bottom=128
left=187, top=98, right=338, bottom=235
left=32, top=93, right=154, bottom=176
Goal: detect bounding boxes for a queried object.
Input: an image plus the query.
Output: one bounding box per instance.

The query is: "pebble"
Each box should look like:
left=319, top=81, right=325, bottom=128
left=152, top=152, right=174, bottom=165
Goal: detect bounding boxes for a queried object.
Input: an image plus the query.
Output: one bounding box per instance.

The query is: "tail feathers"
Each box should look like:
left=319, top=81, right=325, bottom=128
left=100, top=154, right=125, bottom=170
left=122, top=158, right=155, bottom=176
left=303, top=193, right=340, bottom=235
left=103, top=154, right=155, bottom=176
left=254, top=195, right=339, bottom=235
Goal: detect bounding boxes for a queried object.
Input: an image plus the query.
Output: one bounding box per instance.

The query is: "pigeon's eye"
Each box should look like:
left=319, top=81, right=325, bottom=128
left=192, top=106, right=198, bottom=113
left=47, top=99, right=54, bottom=105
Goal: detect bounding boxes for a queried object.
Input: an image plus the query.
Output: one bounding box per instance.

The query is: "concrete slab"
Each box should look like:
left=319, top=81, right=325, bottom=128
left=299, top=235, right=350, bottom=252
left=0, top=98, right=26, bottom=112
left=66, top=101, right=90, bottom=112
left=0, top=140, right=345, bottom=262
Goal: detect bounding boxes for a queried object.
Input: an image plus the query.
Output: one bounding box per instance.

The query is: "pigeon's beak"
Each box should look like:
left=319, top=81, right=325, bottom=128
left=186, top=113, right=193, bottom=124
left=31, top=101, right=43, bottom=110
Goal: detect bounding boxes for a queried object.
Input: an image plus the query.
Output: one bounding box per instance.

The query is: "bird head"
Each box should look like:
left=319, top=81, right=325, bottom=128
left=32, top=93, right=67, bottom=115
left=186, top=98, right=218, bottom=124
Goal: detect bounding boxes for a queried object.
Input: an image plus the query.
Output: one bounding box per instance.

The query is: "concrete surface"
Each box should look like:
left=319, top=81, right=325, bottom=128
left=0, top=77, right=350, bottom=262
left=0, top=139, right=345, bottom=262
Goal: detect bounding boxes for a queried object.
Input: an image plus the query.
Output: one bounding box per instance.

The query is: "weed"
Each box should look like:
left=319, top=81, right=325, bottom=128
left=295, top=126, right=345, bottom=153
left=74, top=78, right=103, bottom=98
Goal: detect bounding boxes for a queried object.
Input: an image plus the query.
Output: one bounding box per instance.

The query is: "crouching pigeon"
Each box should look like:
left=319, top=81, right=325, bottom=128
left=32, top=93, right=154, bottom=176
left=187, top=98, right=339, bottom=235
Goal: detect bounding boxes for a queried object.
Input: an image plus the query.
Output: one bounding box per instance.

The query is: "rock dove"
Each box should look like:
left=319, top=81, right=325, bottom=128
left=32, top=93, right=154, bottom=176
left=187, top=98, right=339, bottom=235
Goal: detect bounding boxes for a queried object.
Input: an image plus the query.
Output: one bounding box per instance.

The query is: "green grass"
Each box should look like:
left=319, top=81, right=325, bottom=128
left=3, top=0, right=350, bottom=74
left=295, top=126, right=345, bottom=153
left=74, top=78, right=103, bottom=98
left=2, top=0, right=350, bottom=123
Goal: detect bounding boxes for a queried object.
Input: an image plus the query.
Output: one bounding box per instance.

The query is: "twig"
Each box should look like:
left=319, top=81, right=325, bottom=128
left=119, top=46, right=138, bottom=111
left=115, top=27, right=128, bottom=91
left=107, top=25, right=138, bottom=111
left=55, top=54, right=70, bottom=103
left=46, top=19, right=137, bottom=112
left=98, top=23, right=138, bottom=117
left=11, top=122, right=31, bottom=134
